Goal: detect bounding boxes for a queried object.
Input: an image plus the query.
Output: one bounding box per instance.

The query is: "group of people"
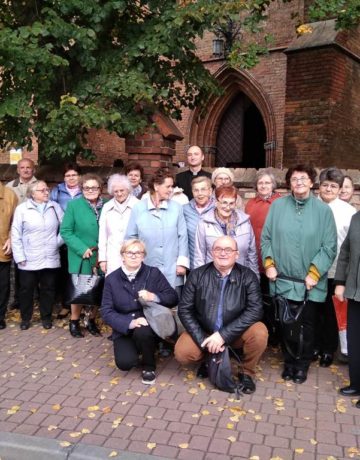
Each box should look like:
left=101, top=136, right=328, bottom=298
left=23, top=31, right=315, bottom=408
left=0, top=150, right=359, bottom=406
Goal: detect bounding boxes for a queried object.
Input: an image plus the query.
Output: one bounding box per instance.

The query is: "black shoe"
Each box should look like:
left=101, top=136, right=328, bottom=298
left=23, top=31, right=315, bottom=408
left=312, top=349, right=320, bottom=361
left=293, top=369, right=307, bottom=384
left=20, top=321, right=30, bottom=330
left=196, top=361, right=208, bottom=379
left=42, top=321, right=52, bottom=330
left=356, top=400, right=360, bottom=409
left=69, top=320, right=84, bottom=338
left=238, top=373, right=256, bottom=394
left=281, top=366, right=294, bottom=381
left=142, top=370, right=156, bottom=385
left=86, top=319, right=101, bottom=336
left=319, top=353, right=333, bottom=367
left=339, top=385, right=360, bottom=397
left=0, top=320, right=6, bottom=330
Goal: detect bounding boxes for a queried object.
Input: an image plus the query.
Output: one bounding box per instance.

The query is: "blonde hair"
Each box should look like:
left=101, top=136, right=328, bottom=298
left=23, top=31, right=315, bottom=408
left=120, top=239, right=147, bottom=256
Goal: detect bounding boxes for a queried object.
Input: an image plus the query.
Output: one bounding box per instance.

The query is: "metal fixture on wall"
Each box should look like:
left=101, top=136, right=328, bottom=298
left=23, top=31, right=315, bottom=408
left=212, top=17, right=241, bottom=57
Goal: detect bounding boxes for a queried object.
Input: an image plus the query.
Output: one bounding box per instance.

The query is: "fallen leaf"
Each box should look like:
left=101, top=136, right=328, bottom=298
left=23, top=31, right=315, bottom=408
left=126, top=422, right=133, bottom=427
left=198, top=382, right=206, bottom=390
left=326, top=457, right=337, bottom=460
left=59, top=441, right=71, bottom=447
left=310, top=439, right=318, bottom=445
left=185, top=371, right=195, bottom=381
left=87, top=405, right=100, bottom=411
left=191, top=413, right=200, bottom=418
left=147, top=442, right=156, bottom=450
left=73, top=373, right=81, bottom=379
left=112, top=417, right=123, bottom=428
left=48, top=425, right=58, bottom=431
left=81, top=428, right=90, bottom=434
left=209, top=399, right=217, bottom=405
left=110, top=377, right=120, bottom=385
left=270, top=457, right=284, bottom=460
left=108, top=452, right=118, bottom=458
left=102, top=406, right=112, bottom=414
left=226, top=423, right=234, bottom=429
left=69, top=432, right=82, bottom=438
left=30, top=408, right=37, bottom=414
left=295, top=448, right=304, bottom=454
left=188, top=388, right=198, bottom=395
left=52, top=404, right=61, bottom=411
left=7, top=405, right=20, bottom=415
left=254, top=415, right=262, bottom=421
left=71, top=362, right=79, bottom=368
left=227, top=436, right=236, bottom=443
left=55, top=357, right=64, bottom=361
left=88, top=412, right=96, bottom=419
left=250, top=456, right=260, bottom=460
left=148, top=387, right=157, bottom=394
left=201, top=410, right=210, bottom=415
left=178, top=443, right=189, bottom=449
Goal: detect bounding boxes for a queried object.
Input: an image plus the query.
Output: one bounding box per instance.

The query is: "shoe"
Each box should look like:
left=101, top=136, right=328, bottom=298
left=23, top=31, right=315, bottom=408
left=197, top=361, right=208, bottom=379
left=238, top=373, right=256, bottom=394
left=69, top=319, right=84, bottom=338
left=281, top=366, right=294, bottom=381
left=0, top=320, right=6, bottom=330
left=292, top=369, right=307, bottom=384
left=319, top=353, right=333, bottom=367
left=158, top=341, right=172, bottom=358
left=20, top=321, right=30, bottom=330
left=356, top=400, right=360, bottom=409
left=42, top=321, right=52, bottom=330
left=142, top=370, right=156, bottom=385
left=339, top=385, right=360, bottom=397
left=312, top=349, right=320, bottom=361
left=86, top=319, right=101, bottom=336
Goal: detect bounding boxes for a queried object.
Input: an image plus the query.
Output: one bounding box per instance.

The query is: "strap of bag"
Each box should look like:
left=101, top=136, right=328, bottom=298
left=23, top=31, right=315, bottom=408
left=282, top=324, right=304, bottom=361
left=77, top=247, right=98, bottom=275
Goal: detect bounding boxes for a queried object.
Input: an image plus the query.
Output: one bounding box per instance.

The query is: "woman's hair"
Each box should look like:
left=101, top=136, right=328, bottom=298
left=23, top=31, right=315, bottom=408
left=191, top=176, right=212, bottom=188
left=107, top=174, right=132, bottom=195
left=80, top=173, right=103, bottom=188
left=26, top=180, right=47, bottom=198
left=215, top=185, right=238, bottom=201
left=255, top=169, right=277, bottom=191
left=319, top=167, right=344, bottom=187
left=63, top=162, right=81, bottom=175
left=120, top=239, right=147, bottom=256
left=285, top=164, right=317, bottom=188
left=211, top=167, right=234, bottom=185
left=123, top=162, right=145, bottom=180
left=148, top=167, right=174, bottom=193
left=343, top=175, right=354, bottom=185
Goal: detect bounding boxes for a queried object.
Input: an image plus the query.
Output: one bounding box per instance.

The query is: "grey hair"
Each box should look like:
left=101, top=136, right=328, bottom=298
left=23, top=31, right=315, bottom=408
left=26, top=180, right=47, bottom=198
left=319, top=167, right=344, bottom=187
left=107, top=174, right=132, bottom=195
left=255, top=169, right=277, bottom=191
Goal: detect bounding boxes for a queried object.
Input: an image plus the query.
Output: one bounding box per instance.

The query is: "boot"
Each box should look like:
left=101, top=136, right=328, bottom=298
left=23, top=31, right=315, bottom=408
left=69, top=319, right=84, bottom=338
left=86, top=319, right=101, bottom=336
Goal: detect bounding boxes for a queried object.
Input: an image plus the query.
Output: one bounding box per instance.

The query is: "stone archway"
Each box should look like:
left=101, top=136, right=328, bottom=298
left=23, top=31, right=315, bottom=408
left=188, top=66, right=276, bottom=167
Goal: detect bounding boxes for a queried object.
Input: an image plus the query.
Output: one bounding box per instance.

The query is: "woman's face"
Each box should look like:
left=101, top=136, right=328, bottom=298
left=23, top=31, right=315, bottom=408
left=82, top=180, right=101, bottom=203
left=319, top=180, right=340, bottom=203
left=257, top=174, right=273, bottom=198
left=290, top=171, right=313, bottom=199
left=64, top=169, right=80, bottom=188
left=32, top=181, right=50, bottom=203
left=113, top=184, right=130, bottom=204
left=215, top=195, right=236, bottom=220
left=122, top=244, right=145, bottom=271
left=154, top=177, right=174, bottom=201
left=127, top=170, right=142, bottom=188
left=340, top=177, right=354, bottom=202
left=214, top=174, right=232, bottom=188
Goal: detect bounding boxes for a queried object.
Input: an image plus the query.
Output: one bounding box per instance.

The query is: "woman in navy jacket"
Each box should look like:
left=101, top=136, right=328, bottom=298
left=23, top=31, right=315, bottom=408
left=101, top=239, right=178, bottom=385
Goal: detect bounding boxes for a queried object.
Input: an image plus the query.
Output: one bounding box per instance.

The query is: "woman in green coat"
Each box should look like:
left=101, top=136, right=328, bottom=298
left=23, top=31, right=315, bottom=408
left=60, top=173, right=105, bottom=338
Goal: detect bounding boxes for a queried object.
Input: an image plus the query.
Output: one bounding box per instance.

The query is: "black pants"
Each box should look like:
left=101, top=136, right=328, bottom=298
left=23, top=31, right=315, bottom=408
left=348, top=299, right=360, bottom=389
left=113, top=326, right=157, bottom=372
left=282, top=299, right=318, bottom=371
left=313, top=279, right=339, bottom=354
left=56, top=245, right=70, bottom=306
left=18, top=268, right=57, bottom=322
left=0, top=262, right=11, bottom=320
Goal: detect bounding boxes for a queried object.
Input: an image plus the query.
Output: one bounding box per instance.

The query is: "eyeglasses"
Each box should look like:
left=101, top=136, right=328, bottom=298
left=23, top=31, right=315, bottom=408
left=320, top=183, right=340, bottom=190
left=64, top=173, right=79, bottom=178
left=213, top=247, right=237, bottom=255
left=35, top=188, right=50, bottom=193
left=290, top=176, right=310, bottom=183
left=217, top=200, right=236, bottom=208
left=82, top=186, right=100, bottom=192
left=193, top=187, right=211, bottom=194
left=123, top=251, right=144, bottom=257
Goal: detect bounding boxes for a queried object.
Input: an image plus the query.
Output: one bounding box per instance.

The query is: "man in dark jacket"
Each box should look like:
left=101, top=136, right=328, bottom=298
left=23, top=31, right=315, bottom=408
left=175, top=236, right=268, bottom=394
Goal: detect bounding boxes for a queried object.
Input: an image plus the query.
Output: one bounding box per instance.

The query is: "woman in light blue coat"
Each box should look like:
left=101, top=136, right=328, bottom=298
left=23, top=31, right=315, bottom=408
left=126, top=168, right=189, bottom=289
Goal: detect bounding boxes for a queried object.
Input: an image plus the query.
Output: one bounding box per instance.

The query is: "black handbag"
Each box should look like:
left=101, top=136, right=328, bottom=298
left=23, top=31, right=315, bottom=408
left=65, top=257, right=104, bottom=306
left=207, top=346, right=243, bottom=397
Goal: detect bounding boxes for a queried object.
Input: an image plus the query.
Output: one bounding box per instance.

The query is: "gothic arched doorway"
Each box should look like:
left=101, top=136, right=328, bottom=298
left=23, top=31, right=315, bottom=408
left=216, top=93, right=266, bottom=168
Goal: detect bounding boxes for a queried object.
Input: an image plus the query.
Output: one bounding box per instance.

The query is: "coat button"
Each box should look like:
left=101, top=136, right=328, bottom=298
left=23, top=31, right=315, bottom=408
left=132, top=313, right=135, bottom=317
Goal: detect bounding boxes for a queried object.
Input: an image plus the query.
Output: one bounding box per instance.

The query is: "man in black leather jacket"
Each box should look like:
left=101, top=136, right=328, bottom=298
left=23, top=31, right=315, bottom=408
left=175, top=236, right=268, bottom=394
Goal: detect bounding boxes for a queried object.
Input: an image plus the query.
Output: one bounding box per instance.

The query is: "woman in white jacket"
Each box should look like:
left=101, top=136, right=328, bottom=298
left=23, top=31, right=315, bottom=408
left=98, top=175, right=139, bottom=276
left=11, top=181, right=63, bottom=330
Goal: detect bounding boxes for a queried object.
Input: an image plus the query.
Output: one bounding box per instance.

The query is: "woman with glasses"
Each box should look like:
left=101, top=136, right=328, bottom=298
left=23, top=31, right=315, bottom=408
left=194, top=185, right=258, bottom=277
left=211, top=167, right=243, bottom=210
left=261, top=165, right=337, bottom=384
left=101, top=239, right=178, bottom=385
left=60, top=173, right=105, bottom=338
left=11, top=181, right=64, bottom=330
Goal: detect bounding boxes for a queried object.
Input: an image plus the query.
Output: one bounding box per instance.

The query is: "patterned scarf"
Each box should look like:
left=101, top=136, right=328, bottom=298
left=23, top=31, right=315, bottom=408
left=86, top=197, right=103, bottom=221
left=215, top=209, right=238, bottom=237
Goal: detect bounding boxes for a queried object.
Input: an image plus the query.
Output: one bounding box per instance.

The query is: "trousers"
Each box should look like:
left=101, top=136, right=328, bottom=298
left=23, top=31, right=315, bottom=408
left=0, top=262, right=11, bottom=320
left=347, top=299, right=360, bottom=389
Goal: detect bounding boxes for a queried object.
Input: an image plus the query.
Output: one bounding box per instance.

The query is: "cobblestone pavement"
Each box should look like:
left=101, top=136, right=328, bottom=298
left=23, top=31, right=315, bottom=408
left=0, top=312, right=359, bottom=460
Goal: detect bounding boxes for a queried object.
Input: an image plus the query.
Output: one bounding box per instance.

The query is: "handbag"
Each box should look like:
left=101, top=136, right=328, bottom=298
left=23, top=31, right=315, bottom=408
left=65, top=255, right=104, bottom=306
left=138, top=298, right=177, bottom=341
left=207, top=346, right=243, bottom=397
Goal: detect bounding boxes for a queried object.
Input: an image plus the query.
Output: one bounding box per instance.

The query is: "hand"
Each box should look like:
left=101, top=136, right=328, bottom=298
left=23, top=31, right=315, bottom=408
left=201, top=332, right=225, bottom=354
left=265, top=266, right=278, bottom=282
left=99, top=262, right=107, bottom=274
left=138, top=290, right=155, bottom=302
left=131, top=317, right=149, bottom=328
left=334, top=285, right=345, bottom=302
left=83, top=248, right=93, bottom=259
left=2, top=238, right=11, bottom=256
left=305, top=275, right=318, bottom=291
left=176, top=265, right=187, bottom=276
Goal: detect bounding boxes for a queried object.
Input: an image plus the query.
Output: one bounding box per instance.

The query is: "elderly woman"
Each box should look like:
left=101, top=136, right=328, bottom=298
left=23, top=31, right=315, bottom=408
left=211, top=167, right=243, bottom=209
left=194, top=185, right=258, bottom=277
left=339, top=175, right=355, bottom=204
left=50, top=162, right=82, bottom=211
left=101, top=239, right=178, bottom=385
left=126, top=167, right=189, bottom=289
left=261, top=165, right=337, bottom=384
left=11, top=181, right=63, bottom=330
left=98, top=174, right=138, bottom=276
left=124, top=162, right=148, bottom=199
left=60, top=173, right=105, bottom=338
left=334, top=212, right=360, bottom=408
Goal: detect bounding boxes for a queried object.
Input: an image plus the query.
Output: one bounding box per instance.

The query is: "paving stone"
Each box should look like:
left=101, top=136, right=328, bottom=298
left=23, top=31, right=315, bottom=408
left=178, top=448, right=205, bottom=460
left=152, top=444, right=179, bottom=458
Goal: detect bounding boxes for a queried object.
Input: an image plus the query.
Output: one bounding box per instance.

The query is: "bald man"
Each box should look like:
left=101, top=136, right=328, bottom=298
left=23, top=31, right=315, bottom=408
left=7, top=158, right=37, bottom=204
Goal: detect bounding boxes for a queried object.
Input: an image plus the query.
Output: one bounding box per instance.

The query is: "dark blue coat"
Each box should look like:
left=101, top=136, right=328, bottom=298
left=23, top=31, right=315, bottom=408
left=100, top=263, right=178, bottom=339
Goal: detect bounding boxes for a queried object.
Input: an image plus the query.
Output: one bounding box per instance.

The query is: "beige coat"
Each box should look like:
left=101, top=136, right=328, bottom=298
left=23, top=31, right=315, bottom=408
left=0, top=183, right=18, bottom=262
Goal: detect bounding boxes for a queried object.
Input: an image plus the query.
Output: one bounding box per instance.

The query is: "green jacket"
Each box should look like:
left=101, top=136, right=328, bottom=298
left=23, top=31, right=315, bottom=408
left=261, top=194, right=337, bottom=302
left=60, top=197, right=103, bottom=275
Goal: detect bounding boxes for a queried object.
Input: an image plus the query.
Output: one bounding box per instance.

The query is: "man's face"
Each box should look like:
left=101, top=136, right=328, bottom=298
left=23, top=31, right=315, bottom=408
left=187, top=147, right=204, bottom=168
left=192, top=181, right=212, bottom=207
left=212, top=240, right=238, bottom=272
left=17, top=160, right=34, bottom=182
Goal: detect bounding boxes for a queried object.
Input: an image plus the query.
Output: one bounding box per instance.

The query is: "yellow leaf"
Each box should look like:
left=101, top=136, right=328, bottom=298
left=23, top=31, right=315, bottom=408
left=109, top=452, right=118, bottom=458
left=102, top=406, right=112, bottom=414
left=250, top=457, right=260, bottom=460
left=274, top=399, right=284, bottom=407
left=188, top=388, right=198, bottom=395
left=201, top=410, right=210, bottom=415
left=87, top=405, right=99, bottom=411
left=227, top=436, right=236, bottom=443
left=148, top=387, right=157, bottom=394
left=110, top=377, right=120, bottom=385
left=326, top=457, right=337, bottom=460
left=254, top=415, right=262, bottom=421
left=72, top=362, right=79, bottom=368
left=59, top=441, right=71, bottom=447
left=30, top=408, right=37, bottom=414
left=209, top=399, right=217, bottom=405
left=198, top=382, right=206, bottom=390
left=112, top=417, right=123, bottom=428
left=81, top=428, right=90, bottom=434
left=56, top=357, right=64, bottom=361
left=147, top=442, right=156, bottom=450
left=248, top=409, right=255, bottom=414
left=310, top=439, right=318, bottom=445
left=100, top=394, right=106, bottom=400
left=88, top=412, right=96, bottom=419
left=295, top=448, right=304, bottom=454
left=48, top=425, right=58, bottom=431
left=73, top=373, right=81, bottom=379
left=185, top=371, right=195, bottom=381
left=91, top=369, right=100, bottom=375
left=52, top=404, right=61, bottom=411
left=270, top=457, right=284, bottom=460
left=69, top=432, right=82, bottom=438
left=191, top=413, right=200, bottom=418
left=179, top=443, right=189, bottom=449
left=126, top=422, right=133, bottom=427
left=7, top=405, right=20, bottom=415
left=226, top=423, right=234, bottom=429
left=230, top=415, right=240, bottom=422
